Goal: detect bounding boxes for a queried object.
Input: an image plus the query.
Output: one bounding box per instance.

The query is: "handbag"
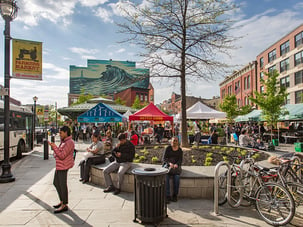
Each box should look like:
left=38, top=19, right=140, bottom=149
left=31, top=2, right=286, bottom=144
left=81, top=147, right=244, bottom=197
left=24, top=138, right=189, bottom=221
left=163, top=162, right=182, bottom=175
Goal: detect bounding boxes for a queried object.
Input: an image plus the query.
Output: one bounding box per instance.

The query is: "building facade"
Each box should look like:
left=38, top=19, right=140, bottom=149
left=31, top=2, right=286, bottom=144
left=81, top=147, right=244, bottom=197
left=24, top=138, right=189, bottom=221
left=219, top=61, right=257, bottom=107
left=113, top=85, right=154, bottom=107
left=160, top=92, right=221, bottom=115
left=220, top=23, right=303, bottom=106
left=256, top=24, right=303, bottom=104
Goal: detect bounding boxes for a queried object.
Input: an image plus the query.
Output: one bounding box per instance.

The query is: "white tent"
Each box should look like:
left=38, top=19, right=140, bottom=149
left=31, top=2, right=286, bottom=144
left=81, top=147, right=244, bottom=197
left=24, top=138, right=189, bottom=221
left=123, top=109, right=132, bottom=120
left=178, top=101, right=226, bottom=120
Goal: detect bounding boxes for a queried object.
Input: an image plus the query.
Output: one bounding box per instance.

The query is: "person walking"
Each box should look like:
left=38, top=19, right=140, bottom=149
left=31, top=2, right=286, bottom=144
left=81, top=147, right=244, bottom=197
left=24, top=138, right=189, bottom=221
left=103, top=133, right=135, bottom=195
left=48, top=126, right=75, bottom=213
left=163, top=136, right=183, bottom=203
left=79, top=132, right=105, bottom=184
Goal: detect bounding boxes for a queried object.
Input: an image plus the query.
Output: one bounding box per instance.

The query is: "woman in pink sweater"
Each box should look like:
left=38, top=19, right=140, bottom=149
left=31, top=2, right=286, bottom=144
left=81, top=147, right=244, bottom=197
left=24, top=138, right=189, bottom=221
left=48, top=126, right=74, bottom=213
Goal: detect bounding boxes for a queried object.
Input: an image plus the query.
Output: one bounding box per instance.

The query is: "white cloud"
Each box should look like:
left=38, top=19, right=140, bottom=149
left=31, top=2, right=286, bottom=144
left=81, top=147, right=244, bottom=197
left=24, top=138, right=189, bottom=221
left=69, top=47, right=99, bottom=55
left=16, top=0, right=77, bottom=27
left=116, top=48, right=126, bottom=53
left=94, top=7, right=114, bottom=23
left=80, top=0, right=109, bottom=7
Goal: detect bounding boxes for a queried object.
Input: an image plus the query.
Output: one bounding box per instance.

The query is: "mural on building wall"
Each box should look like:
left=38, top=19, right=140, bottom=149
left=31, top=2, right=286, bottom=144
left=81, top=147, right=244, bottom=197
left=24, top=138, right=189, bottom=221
left=70, top=59, right=149, bottom=95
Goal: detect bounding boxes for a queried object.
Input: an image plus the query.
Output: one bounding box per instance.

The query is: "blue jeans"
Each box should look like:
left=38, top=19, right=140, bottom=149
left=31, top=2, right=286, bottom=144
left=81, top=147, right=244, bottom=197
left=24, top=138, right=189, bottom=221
left=166, top=174, right=180, bottom=197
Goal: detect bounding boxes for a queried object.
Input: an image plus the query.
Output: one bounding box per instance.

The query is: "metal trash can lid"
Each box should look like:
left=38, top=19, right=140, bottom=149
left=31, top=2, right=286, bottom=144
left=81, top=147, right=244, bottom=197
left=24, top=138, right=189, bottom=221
left=132, top=167, right=168, bottom=176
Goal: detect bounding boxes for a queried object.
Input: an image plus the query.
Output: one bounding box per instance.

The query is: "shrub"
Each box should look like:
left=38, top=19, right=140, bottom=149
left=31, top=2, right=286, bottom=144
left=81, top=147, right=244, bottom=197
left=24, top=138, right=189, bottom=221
left=206, top=152, right=213, bottom=158
left=133, top=159, right=140, bottom=163
left=135, top=153, right=139, bottom=159
left=151, top=156, right=159, bottom=163
left=139, top=156, right=146, bottom=162
left=205, top=157, right=213, bottom=162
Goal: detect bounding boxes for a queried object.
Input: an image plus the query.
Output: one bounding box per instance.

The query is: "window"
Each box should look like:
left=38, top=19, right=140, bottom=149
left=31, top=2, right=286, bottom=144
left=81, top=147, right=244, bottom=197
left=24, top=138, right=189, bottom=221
left=260, top=86, right=264, bottom=93
left=268, top=49, right=276, bottom=62
left=247, top=75, right=250, bottom=89
left=235, top=81, right=240, bottom=94
left=295, top=70, right=303, bottom=85
left=145, top=94, right=148, bottom=102
left=268, top=65, right=276, bottom=74
left=295, top=50, right=303, bottom=66
left=285, top=94, right=290, bottom=105
left=260, top=57, right=264, bottom=68
left=260, top=72, right=264, bottom=80
left=280, top=40, right=290, bottom=55
left=221, top=89, right=225, bottom=99
left=140, top=94, right=144, bottom=101
left=228, top=85, right=232, bottom=95
left=280, top=76, right=290, bottom=88
left=295, top=31, right=303, bottom=47
left=280, top=58, right=289, bottom=73
left=295, top=90, right=303, bottom=104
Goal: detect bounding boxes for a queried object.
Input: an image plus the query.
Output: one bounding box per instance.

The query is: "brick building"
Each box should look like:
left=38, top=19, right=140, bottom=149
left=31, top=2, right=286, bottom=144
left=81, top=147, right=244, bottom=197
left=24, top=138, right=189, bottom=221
left=113, top=84, right=154, bottom=107
left=220, top=23, right=303, bottom=106
left=160, top=92, right=220, bottom=115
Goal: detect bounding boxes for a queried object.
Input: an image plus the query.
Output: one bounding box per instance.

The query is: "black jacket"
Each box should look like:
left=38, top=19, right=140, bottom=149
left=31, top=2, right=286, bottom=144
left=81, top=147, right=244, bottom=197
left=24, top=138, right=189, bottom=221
left=112, top=140, right=135, bottom=163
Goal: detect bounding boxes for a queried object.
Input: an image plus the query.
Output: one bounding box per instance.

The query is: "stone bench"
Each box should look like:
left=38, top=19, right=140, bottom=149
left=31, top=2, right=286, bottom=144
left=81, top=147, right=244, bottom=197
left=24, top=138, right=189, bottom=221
left=90, top=159, right=215, bottom=199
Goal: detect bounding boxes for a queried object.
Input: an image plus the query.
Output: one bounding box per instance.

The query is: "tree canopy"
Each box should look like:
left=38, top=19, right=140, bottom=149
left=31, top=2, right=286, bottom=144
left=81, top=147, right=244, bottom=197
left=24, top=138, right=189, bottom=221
left=249, top=70, right=288, bottom=136
left=117, top=0, right=238, bottom=146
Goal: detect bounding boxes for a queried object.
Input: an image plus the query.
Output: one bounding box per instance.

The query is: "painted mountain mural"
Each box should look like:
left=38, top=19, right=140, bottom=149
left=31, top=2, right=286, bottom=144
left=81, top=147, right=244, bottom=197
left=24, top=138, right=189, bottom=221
left=69, top=59, right=149, bottom=95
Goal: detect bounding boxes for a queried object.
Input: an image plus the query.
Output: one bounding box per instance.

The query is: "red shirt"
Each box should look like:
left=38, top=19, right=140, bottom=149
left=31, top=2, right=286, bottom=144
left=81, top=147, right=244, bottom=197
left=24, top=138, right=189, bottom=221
left=130, top=134, right=139, bottom=146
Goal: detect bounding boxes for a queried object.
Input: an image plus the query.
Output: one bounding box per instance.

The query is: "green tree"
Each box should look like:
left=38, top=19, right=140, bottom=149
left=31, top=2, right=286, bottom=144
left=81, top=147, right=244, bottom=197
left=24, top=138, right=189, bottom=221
left=219, top=95, right=238, bottom=123
left=117, top=0, right=238, bottom=147
left=132, top=96, right=142, bottom=109
left=238, top=105, right=252, bottom=116
left=72, top=88, right=93, bottom=105
left=115, top=97, right=126, bottom=106
left=249, top=70, right=288, bottom=141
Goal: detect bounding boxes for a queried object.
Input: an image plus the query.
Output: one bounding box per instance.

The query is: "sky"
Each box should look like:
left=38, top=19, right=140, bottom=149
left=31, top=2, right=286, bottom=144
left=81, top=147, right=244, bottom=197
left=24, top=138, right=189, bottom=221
left=1, top=0, right=303, bottom=108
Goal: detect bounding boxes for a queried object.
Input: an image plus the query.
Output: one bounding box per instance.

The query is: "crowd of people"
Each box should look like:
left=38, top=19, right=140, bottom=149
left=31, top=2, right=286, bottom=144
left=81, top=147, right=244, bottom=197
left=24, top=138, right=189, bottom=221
left=48, top=119, right=303, bottom=214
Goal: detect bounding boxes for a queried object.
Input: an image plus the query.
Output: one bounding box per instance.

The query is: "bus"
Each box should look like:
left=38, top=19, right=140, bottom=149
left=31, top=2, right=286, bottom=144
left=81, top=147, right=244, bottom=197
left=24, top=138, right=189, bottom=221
left=0, top=100, right=33, bottom=161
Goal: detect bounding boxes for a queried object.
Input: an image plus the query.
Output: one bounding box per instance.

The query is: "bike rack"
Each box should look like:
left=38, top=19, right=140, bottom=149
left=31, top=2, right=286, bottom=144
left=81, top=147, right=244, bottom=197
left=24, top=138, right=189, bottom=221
left=214, top=161, right=231, bottom=215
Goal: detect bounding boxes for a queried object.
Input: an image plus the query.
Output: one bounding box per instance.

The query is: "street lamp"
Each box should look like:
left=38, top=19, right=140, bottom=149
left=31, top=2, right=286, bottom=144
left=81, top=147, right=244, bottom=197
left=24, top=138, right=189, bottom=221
left=32, top=96, right=38, bottom=149
left=0, top=0, right=18, bottom=183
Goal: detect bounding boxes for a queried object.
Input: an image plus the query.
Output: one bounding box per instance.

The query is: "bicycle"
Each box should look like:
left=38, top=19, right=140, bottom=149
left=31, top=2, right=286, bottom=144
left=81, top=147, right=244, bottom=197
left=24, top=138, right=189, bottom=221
left=227, top=154, right=295, bottom=226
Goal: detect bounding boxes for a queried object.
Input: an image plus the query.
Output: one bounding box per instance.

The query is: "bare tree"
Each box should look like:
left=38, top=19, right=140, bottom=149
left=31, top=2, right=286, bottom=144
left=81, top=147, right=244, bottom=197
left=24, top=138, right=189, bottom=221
left=117, top=0, right=238, bottom=147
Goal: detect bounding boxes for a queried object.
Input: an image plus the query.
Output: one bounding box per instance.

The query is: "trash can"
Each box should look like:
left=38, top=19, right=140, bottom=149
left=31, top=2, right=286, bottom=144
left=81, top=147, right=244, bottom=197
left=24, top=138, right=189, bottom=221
left=294, top=142, right=303, bottom=152
left=272, top=139, right=279, bottom=146
left=132, top=167, right=168, bottom=225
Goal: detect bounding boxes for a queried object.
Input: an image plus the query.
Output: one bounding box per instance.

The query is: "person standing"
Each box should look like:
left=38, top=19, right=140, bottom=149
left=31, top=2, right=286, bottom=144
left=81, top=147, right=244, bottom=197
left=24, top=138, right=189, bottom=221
left=103, top=133, right=135, bottom=195
left=130, top=130, right=139, bottom=146
left=163, top=136, right=183, bottom=203
left=48, top=126, right=74, bottom=213
left=79, top=132, right=105, bottom=183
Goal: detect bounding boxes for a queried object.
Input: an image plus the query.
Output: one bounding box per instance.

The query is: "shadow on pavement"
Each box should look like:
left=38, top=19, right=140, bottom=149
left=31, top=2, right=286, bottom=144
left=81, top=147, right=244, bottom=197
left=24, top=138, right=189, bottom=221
left=25, top=192, right=92, bottom=226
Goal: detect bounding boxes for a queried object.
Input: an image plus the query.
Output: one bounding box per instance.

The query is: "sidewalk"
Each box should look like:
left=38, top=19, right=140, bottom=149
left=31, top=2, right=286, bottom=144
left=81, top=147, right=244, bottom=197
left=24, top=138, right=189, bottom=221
left=0, top=140, right=300, bottom=226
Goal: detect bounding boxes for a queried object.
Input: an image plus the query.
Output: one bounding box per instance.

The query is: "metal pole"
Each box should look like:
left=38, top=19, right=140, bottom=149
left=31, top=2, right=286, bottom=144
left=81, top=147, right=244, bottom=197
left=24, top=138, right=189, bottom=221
left=0, top=17, right=15, bottom=183
left=33, top=99, right=36, bottom=146
left=55, top=102, right=57, bottom=131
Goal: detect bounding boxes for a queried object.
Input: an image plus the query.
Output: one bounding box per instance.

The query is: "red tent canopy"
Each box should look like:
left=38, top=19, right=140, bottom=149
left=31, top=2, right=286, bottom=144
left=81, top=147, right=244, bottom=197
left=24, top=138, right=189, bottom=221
left=129, top=103, right=173, bottom=122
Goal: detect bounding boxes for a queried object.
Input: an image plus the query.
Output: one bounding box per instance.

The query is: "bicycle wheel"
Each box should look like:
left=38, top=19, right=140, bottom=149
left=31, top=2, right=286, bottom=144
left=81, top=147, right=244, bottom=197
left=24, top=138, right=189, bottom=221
left=286, top=182, right=303, bottom=220
left=255, top=182, right=295, bottom=226
left=218, top=172, right=227, bottom=205
left=228, top=170, right=243, bottom=208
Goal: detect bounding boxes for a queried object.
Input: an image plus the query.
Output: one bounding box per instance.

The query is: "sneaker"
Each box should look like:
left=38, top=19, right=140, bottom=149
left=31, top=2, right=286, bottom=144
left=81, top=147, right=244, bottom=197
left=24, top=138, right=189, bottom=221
left=172, top=195, right=178, bottom=202
left=113, top=188, right=121, bottom=195
left=103, top=185, right=115, bottom=193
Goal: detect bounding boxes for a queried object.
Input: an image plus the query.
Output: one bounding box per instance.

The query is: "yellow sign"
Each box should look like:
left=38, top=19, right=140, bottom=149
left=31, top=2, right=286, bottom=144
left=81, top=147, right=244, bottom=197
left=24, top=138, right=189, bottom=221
left=36, top=106, right=44, bottom=116
left=12, top=39, right=42, bottom=80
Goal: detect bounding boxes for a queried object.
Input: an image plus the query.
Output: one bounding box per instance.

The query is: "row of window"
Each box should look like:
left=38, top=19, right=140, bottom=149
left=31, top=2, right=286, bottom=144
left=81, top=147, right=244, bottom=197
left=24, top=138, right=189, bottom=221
left=259, top=31, right=303, bottom=68
left=136, top=93, right=148, bottom=102
left=260, top=50, right=303, bottom=76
